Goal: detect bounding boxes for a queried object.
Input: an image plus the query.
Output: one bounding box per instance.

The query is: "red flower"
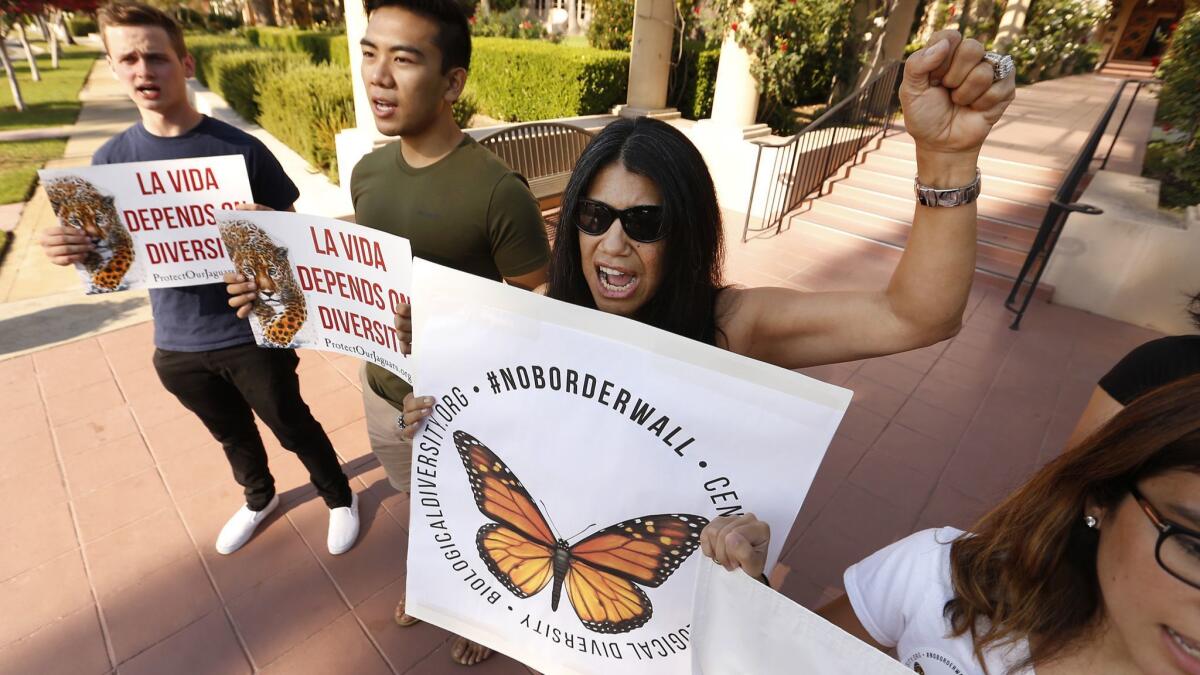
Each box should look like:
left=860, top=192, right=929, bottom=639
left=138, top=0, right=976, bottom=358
left=948, top=5, right=956, bottom=16
left=731, top=21, right=738, bottom=31
left=468, top=15, right=476, bottom=23
left=692, top=5, right=700, bottom=14
left=1151, top=55, right=1162, bottom=68
left=779, top=41, right=788, bottom=52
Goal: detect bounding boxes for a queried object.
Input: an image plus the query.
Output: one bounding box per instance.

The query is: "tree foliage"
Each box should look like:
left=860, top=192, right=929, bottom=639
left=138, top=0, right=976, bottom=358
left=700, top=0, right=854, bottom=116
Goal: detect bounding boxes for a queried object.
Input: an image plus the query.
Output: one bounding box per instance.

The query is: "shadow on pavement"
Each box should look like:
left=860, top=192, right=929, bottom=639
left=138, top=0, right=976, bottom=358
left=0, top=296, right=149, bottom=356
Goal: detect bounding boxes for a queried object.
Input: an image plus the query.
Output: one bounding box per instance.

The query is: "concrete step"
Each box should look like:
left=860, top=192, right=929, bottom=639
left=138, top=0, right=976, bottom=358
left=883, top=125, right=1075, bottom=170
left=856, top=152, right=1057, bottom=204
left=830, top=176, right=1046, bottom=230
left=795, top=198, right=1027, bottom=280
left=873, top=135, right=1066, bottom=188
left=831, top=172, right=1048, bottom=230
left=846, top=161, right=1055, bottom=208
left=820, top=185, right=1038, bottom=252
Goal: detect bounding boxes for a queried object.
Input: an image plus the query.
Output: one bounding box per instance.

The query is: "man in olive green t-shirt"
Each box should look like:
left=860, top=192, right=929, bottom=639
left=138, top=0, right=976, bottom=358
left=349, top=1, right=549, bottom=507
left=355, top=0, right=549, bottom=667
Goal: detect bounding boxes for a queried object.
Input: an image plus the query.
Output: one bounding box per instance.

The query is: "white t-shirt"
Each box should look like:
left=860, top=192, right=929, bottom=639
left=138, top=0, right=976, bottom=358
left=843, top=527, right=1034, bottom=675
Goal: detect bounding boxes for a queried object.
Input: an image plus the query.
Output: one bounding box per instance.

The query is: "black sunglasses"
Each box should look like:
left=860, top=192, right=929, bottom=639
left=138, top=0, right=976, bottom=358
left=1129, top=485, right=1200, bottom=591
left=575, top=199, right=667, bottom=243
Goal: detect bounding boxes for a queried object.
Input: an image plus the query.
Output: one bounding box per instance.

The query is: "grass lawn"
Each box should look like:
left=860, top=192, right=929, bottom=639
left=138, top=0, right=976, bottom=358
left=0, top=138, right=68, bottom=204
left=0, top=45, right=100, bottom=132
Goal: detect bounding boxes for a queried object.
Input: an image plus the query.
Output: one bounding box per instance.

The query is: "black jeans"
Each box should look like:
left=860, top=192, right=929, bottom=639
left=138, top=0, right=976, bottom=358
left=153, top=343, right=352, bottom=510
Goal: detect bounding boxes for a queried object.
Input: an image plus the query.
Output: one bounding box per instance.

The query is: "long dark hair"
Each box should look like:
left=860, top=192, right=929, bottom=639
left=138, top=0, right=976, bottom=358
left=1189, top=289, right=1200, bottom=329
left=945, top=374, right=1200, bottom=673
left=546, top=117, right=725, bottom=344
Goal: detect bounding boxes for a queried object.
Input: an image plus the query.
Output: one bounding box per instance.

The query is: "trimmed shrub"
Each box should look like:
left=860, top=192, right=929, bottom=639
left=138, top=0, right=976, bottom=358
left=329, top=35, right=350, bottom=67
left=208, top=50, right=311, bottom=122
left=187, top=35, right=255, bottom=86
left=68, top=16, right=98, bottom=37
left=587, top=0, right=633, bottom=50
left=453, top=92, right=479, bottom=128
left=471, top=8, right=547, bottom=39
left=247, top=26, right=340, bottom=63
left=257, top=64, right=355, bottom=181
left=469, top=38, right=628, bottom=121
left=670, top=44, right=720, bottom=120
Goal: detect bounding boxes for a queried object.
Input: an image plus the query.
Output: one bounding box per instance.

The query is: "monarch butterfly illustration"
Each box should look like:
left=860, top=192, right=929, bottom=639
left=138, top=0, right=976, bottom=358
left=453, top=430, right=709, bottom=634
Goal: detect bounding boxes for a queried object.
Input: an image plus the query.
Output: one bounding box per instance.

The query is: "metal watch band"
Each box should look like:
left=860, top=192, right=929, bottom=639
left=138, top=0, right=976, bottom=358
left=914, top=169, right=982, bottom=207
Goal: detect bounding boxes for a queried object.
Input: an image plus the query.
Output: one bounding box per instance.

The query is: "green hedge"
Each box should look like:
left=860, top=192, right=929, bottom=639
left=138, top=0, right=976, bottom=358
left=187, top=35, right=254, bottom=86
left=469, top=38, right=628, bottom=121
left=672, top=45, right=719, bottom=120
left=330, top=35, right=350, bottom=67
left=257, top=64, right=355, bottom=180
left=208, top=50, right=311, bottom=122
left=68, top=16, right=97, bottom=37
left=246, top=27, right=339, bottom=63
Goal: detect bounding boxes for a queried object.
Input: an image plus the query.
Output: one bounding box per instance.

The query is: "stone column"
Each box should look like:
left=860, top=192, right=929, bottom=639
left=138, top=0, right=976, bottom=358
left=696, top=32, right=769, bottom=138
left=994, top=0, right=1032, bottom=50
left=613, top=0, right=679, bottom=118
left=334, top=2, right=390, bottom=192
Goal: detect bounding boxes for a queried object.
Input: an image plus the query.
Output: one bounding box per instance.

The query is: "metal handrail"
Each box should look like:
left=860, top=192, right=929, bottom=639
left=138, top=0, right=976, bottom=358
left=1003, top=77, right=1157, bottom=329
left=741, top=61, right=903, bottom=242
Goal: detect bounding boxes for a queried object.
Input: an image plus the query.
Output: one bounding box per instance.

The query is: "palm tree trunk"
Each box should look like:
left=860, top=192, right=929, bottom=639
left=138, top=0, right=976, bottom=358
left=0, top=31, right=27, bottom=112
left=15, top=22, right=40, bottom=83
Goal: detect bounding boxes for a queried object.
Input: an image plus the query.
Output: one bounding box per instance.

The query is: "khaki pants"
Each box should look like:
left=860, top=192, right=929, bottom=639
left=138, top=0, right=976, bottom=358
left=359, top=363, right=412, bottom=492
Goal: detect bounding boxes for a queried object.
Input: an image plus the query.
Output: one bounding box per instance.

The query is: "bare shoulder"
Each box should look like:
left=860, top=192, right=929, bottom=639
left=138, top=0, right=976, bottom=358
left=714, top=285, right=752, bottom=351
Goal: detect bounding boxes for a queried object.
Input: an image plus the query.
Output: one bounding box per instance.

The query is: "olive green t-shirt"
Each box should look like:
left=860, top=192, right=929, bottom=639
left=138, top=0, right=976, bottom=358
left=351, top=135, right=550, bottom=409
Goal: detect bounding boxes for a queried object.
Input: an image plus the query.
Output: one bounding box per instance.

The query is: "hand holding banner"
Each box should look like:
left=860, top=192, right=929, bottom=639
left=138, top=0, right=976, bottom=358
left=215, top=210, right=414, bottom=382
left=39, top=155, right=253, bottom=293
left=404, top=259, right=851, bottom=675
left=692, top=562, right=911, bottom=675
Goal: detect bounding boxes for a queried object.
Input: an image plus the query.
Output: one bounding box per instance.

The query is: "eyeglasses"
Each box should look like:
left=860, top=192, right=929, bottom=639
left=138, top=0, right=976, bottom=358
left=575, top=199, right=667, bottom=243
left=1129, top=485, right=1200, bottom=590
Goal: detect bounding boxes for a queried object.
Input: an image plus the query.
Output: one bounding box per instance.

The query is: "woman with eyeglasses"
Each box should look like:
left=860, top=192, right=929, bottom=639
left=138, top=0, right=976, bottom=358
left=702, top=374, right=1200, bottom=675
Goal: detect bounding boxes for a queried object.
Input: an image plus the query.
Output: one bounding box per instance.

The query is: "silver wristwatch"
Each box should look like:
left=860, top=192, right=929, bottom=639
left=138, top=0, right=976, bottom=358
left=914, top=169, right=981, bottom=207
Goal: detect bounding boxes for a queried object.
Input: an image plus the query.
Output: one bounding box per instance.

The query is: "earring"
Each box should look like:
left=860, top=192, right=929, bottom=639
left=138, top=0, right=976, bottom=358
left=1084, top=515, right=1099, bottom=529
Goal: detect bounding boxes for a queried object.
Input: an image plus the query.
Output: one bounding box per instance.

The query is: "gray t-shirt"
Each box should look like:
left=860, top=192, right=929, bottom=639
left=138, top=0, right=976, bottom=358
left=93, top=116, right=299, bottom=351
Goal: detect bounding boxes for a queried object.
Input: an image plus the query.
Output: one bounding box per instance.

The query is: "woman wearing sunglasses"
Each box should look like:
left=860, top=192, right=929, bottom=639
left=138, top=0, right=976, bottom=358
left=397, top=30, right=1013, bottom=384
left=540, top=30, right=1013, bottom=368
left=702, top=374, right=1200, bottom=675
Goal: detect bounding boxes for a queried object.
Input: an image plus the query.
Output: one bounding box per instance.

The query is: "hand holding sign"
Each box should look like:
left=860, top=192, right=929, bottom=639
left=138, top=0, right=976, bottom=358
left=900, top=30, right=1016, bottom=155
left=394, top=301, right=412, bottom=355
left=400, top=392, right=434, bottom=441
left=39, top=225, right=95, bottom=265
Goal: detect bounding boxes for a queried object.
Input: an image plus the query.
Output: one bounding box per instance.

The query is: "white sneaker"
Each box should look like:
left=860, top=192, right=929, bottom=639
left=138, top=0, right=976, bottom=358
left=327, top=493, right=360, bottom=555
left=215, top=494, right=279, bottom=555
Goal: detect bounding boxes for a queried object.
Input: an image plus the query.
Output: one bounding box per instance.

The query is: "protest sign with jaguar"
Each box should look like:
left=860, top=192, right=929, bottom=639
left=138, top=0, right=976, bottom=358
left=215, top=210, right=413, bottom=382
left=39, top=155, right=253, bottom=294
left=403, top=259, right=852, bottom=675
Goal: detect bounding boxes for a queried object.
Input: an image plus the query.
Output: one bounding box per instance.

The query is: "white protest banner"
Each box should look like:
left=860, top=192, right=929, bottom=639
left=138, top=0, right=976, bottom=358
left=692, top=561, right=911, bottom=674
left=39, top=155, right=253, bottom=294
left=405, top=259, right=852, bottom=675
left=214, top=210, right=413, bottom=382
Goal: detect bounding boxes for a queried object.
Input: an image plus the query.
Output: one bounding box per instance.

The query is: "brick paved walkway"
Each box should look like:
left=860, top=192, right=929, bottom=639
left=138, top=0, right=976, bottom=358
left=0, top=282, right=1161, bottom=674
